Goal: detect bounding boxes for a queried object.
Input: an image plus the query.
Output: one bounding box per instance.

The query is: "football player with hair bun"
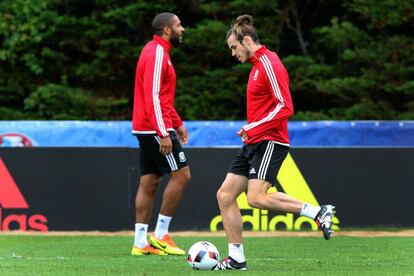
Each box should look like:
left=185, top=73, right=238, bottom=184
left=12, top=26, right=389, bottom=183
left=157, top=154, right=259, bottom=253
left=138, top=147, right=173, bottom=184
left=215, top=14, right=336, bottom=270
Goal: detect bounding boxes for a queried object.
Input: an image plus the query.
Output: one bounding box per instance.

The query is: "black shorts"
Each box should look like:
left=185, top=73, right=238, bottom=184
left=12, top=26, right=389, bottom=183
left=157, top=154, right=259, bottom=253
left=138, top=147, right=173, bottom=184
left=136, top=131, right=188, bottom=176
left=228, top=140, right=289, bottom=186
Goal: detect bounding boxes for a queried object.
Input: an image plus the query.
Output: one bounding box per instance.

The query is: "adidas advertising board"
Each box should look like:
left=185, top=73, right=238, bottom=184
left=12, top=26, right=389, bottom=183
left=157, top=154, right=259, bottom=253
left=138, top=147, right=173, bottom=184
left=0, top=147, right=413, bottom=231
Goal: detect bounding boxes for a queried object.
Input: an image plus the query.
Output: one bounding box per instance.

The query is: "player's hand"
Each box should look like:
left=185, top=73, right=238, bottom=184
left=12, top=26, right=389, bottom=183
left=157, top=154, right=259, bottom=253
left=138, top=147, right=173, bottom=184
left=176, top=125, right=189, bottom=145
left=237, top=128, right=248, bottom=142
left=159, top=136, right=172, bottom=155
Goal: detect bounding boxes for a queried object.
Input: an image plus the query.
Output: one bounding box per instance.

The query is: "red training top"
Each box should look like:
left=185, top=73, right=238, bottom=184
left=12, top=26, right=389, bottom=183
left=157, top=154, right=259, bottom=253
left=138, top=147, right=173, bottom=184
left=132, top=35, right=183, bottom=138
left=241, top=45, right=294, bottom=145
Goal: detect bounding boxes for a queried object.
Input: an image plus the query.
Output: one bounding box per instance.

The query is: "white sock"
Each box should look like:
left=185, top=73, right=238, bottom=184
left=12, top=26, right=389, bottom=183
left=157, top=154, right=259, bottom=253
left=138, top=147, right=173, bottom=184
left=134, top=223, right=148, bottom=248
left=228, top=243, right=245, bottom=263
left=154, top=214, right=172, bottom=239
left=300, top=203, right=321, bottom=219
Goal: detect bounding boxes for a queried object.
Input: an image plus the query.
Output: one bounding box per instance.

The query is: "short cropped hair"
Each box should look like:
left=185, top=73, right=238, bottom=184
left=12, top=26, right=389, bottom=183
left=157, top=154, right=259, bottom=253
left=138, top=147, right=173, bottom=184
left=152, top=13, right=176, bottom=35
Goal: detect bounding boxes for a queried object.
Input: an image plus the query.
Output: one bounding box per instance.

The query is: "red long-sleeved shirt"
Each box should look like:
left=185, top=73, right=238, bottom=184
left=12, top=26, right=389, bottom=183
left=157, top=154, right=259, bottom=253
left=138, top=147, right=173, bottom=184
left=241, top=45, right=294, bottom=145
left=132, top=35, right=183, bottom=137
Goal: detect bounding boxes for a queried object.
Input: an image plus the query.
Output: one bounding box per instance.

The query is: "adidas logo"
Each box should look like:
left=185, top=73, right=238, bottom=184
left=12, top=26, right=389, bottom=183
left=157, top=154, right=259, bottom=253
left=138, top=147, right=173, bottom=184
left=210, top=153, right=339, bottom=232
left=0, top=158, right=48, bottom=232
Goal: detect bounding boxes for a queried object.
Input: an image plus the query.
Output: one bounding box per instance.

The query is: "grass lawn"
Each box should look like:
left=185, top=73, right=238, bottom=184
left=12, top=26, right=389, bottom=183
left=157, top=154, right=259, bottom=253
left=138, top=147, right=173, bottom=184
left=0, top=235, right=413, bottom=275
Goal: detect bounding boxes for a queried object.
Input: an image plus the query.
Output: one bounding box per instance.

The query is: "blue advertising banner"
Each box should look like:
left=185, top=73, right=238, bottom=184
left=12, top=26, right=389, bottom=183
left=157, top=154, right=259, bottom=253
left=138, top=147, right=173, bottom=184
left=0, top=121, right=413, bottom=147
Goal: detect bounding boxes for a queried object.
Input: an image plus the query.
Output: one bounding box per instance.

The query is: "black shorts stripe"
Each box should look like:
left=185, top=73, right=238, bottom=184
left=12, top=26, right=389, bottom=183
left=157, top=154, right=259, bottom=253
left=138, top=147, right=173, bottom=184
left=166, top=153, right=178, bottom=170
left=154, top=136, right=178, bottom=171
left=258, top=141, right=275, bottom=180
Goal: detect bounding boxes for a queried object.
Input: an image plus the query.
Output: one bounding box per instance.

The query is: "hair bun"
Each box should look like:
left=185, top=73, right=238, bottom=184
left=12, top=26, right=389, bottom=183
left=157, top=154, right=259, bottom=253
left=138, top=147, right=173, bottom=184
left=235, top=14, right=253, bottom=26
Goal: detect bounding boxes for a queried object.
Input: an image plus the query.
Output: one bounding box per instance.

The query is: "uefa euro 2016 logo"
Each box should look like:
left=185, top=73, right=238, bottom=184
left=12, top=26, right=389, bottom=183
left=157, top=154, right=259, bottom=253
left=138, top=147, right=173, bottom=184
left=0, top=133, right=35, bottom=147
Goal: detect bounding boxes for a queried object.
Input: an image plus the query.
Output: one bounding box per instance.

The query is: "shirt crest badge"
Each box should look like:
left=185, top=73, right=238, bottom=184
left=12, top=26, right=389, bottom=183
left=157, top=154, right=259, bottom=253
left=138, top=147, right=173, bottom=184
left=179, top=152, right=186, bottom=162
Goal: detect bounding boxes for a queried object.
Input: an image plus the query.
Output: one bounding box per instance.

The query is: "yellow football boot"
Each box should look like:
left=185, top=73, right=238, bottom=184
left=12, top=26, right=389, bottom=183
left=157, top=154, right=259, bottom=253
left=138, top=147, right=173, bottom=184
left=149, top=234, right=185, bottom=255
left=131, top=244, right=167, bottom=256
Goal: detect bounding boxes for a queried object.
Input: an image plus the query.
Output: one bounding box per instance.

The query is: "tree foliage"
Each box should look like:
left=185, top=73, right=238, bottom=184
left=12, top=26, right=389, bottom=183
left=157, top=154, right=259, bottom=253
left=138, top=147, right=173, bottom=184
left=0, top=0, right=412, bottom=120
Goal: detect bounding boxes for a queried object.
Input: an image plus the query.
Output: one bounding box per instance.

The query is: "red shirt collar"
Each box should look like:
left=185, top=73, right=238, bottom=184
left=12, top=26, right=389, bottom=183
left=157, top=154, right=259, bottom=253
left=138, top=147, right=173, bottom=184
left=153, top=35, right=172, bottom=52
left=249, top=45, right=267, bottom=64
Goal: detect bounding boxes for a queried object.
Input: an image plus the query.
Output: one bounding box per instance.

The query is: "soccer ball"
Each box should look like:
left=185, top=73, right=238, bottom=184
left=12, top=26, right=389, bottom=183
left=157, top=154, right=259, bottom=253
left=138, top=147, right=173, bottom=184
left=187, top=241, right=220, bottom=270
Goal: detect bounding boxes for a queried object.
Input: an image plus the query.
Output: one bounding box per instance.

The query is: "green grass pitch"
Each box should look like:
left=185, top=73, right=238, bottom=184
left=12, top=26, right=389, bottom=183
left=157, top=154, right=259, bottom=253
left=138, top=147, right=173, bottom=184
left=0, top=235, right=413, bottom=275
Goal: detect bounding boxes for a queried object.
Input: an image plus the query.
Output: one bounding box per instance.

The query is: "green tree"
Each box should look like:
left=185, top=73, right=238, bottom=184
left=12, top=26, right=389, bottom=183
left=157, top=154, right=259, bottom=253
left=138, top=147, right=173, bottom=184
left=300, top=0, right=414, bottom=119
left=0, top=0, right=171, bottom=119
left=0, top=0, right=412, bottom=120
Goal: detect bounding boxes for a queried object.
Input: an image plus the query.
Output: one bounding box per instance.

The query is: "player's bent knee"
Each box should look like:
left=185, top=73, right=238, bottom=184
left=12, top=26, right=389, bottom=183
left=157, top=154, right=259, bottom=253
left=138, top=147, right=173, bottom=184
left=216, top=188, right=224, bottom=203
left=246, top=194, right=262, bottom=209
left=181, top=167, right=191, bottom=184
left=216, top=188, right=233, bottom=207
